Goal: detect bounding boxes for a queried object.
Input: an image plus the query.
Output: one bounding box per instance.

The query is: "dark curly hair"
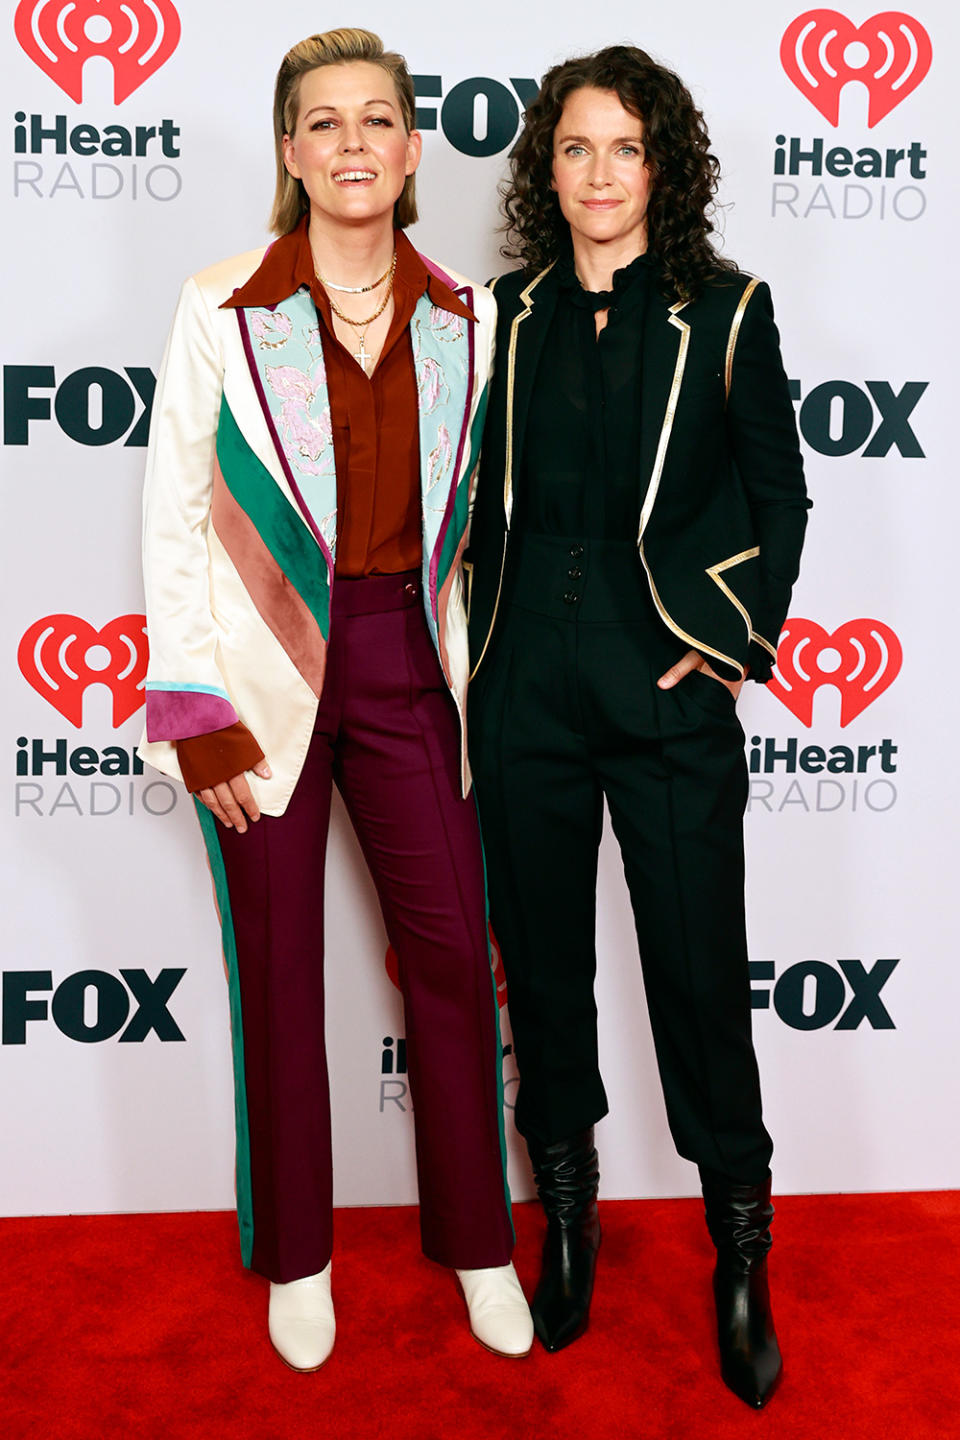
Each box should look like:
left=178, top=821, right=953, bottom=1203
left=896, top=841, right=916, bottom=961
left=502, top=45, right=736, bottom=300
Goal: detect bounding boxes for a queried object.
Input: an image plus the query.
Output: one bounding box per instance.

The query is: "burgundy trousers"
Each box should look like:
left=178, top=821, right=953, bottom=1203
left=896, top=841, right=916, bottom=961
left=207, top=571, right=513, bottom=1283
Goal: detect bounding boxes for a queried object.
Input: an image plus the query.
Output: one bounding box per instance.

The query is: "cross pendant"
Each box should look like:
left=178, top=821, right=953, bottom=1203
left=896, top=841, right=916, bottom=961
left=353, top=333, right=371, bottom=373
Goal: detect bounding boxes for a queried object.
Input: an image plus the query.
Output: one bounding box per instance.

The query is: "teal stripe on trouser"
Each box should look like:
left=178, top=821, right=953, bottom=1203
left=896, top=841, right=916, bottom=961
left=474, top=791, right=515, bottom=1240
left=194, top=799, right=254, bottom=1267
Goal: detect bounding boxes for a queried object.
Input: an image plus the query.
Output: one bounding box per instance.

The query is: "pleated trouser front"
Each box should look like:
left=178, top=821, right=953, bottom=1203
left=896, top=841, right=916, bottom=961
left=470, top=536, right=772, bottom=1184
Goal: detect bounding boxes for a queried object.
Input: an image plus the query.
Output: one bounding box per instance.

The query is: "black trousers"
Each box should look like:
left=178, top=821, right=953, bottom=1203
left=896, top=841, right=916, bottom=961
left=469, top=535, right=772, bottom=1184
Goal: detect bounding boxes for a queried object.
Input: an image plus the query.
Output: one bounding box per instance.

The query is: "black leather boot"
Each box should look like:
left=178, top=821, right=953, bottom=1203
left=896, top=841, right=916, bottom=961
left=700, top=1168, right=782, bottom=1408
left=526, top=1127, right=601, bottom=1352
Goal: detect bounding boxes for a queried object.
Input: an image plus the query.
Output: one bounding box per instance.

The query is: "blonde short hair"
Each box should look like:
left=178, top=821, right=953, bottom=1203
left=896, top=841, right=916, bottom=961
left=270, top=28, right=418, bottom=235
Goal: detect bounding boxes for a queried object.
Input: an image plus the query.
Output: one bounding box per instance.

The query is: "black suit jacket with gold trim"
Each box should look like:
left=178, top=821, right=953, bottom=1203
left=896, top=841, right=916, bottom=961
left=466, top=262, right=810, bottom=683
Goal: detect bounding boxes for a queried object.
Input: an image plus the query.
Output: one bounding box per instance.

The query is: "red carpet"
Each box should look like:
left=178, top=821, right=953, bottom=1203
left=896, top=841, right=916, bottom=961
left=4, top=1193, right=957, bottom=1440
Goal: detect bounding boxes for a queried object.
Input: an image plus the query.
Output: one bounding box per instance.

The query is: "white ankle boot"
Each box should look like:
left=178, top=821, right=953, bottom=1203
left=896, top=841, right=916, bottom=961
left=456, top=1263, right=534, bottom=1357
left=268, top=1261, right=335, bottom=1371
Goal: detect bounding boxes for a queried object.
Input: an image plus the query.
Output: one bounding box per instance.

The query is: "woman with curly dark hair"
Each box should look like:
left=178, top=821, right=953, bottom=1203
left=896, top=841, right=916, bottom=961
left=466, top=45, right=810, bottom=1406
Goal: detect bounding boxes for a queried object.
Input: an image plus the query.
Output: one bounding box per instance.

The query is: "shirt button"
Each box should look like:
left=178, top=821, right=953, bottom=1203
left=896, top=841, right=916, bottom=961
left=569, top=544, right=584, bottom=558
left=568, top=566, right=582, bottom=580
left=404, top=582, right=418, bottom=599
left=563, top=591, right=579, bottom=605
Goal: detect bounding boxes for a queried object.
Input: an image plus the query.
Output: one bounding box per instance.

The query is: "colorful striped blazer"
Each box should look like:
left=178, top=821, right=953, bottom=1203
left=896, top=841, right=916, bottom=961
left=139, top=244, right=495, bottom=814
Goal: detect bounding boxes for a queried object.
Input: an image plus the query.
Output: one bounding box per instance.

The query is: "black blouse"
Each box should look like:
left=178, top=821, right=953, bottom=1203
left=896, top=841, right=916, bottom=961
left=518, top=251, right=653, bottom=538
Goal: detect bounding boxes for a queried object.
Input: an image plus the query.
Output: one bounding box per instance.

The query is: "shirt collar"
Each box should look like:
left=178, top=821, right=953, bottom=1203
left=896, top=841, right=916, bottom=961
left=220, top=215, right=476, bottom=321
left=556, top=246, right=654, bottom=311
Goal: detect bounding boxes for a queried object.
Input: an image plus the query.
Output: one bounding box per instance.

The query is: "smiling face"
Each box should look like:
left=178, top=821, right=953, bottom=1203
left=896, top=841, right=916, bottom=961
left=551, top=85, right=652, bottom=259
left=282, top=61, right=421, bottom=228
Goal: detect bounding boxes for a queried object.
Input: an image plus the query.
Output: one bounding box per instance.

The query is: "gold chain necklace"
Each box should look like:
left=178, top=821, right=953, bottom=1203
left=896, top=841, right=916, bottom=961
left=322, top=252, right=397, bottom=372
left=315, top=257, right=394, bottom=294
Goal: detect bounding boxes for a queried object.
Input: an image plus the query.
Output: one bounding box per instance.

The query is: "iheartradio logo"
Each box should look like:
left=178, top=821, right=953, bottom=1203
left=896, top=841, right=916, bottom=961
left=18, top=614, right=148, bottom=727
left=781, top=10, right=932, bottom=127
left=767, top=618, right=902, bottom=727
left=14, top=0, right=181, bottom=105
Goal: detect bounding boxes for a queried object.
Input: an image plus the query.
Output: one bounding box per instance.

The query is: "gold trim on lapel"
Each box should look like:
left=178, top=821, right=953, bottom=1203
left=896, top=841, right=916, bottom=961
left=469, top=264, right=555, bottom=681
left=724, top=277, right=760, bottom=405
left=504, top=264, right=555, bottom=528
left=636, top=300, right=691, bottom=543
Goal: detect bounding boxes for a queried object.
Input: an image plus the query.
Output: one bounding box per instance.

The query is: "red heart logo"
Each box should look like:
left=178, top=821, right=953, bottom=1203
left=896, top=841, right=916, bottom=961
left=18, top=614, right=148, bottom=728
left=766, top=618, right=902, bottom=727
left=781, top=10, right=932, bottom=127
left=14, top=0, right=181, bottom=105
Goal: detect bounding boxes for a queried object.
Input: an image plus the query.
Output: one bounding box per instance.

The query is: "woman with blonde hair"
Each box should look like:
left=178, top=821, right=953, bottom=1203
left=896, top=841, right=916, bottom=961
left=140, top=28, right=531, bottom=1370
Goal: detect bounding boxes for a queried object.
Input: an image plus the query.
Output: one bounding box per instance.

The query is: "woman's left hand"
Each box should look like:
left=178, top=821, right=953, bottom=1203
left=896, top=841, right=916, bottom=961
left=657, top=648, right=744, bottom=701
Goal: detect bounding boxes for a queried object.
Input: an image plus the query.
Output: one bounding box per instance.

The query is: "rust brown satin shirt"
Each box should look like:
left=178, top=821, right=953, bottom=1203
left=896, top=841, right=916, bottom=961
left=177, top=218, right=474, bottom=792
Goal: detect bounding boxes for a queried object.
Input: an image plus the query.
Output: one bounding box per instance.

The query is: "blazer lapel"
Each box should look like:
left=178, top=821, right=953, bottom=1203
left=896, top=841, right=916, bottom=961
left=412, top=288, right=475, bottom=644
left=233, top=288, right=338, bottom=571
left=214, top=289, right=337, bottom=663
left=637, top=294, right=691, bottom=541
left=502, top=264, right=558, bottom=528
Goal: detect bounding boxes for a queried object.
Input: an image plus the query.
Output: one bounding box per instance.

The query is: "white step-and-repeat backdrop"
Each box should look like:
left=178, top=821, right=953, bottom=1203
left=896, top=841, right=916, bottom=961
left=2, top=2, right=957, bottom=1218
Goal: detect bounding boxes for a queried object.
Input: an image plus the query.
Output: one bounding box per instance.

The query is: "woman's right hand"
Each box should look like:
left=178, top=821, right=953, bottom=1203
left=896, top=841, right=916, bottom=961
left=197, top=760, right=272, bottom=833
left=657, top=648, right=744, bottom=701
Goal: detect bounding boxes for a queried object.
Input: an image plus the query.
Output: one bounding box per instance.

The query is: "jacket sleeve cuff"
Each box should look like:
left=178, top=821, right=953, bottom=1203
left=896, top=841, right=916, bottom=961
left=145, top=685, right=238, bottom=741
left=176, top=723, right=265, bottom=794
left=747, top=640, right=776, bottom=683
